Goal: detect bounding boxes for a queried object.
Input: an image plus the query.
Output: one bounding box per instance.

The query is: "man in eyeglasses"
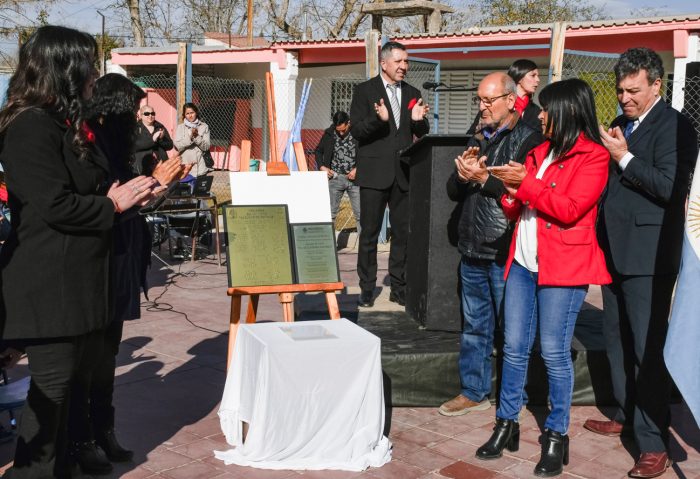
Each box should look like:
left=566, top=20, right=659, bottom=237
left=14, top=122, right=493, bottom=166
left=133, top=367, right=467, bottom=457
left=133, top=105, right=173, bottom=175
left=440, top=71, right=542, bottom=417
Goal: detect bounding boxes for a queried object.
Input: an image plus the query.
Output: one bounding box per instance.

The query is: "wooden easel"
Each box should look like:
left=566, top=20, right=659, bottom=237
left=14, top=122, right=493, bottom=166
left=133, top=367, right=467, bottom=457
left=226, top=73, right=343, bottom=368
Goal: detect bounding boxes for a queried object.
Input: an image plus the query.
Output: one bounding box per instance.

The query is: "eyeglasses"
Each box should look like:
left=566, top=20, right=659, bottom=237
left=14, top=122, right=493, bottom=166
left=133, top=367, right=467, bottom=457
left=472, top=93, right=510, bottom=107
left=142, top=112, right=156, bottom=116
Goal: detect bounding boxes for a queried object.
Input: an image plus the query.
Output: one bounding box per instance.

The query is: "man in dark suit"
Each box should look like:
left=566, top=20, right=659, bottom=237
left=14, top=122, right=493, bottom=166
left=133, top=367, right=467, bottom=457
left=350, top=41, right=430, bottom=307
left=586, top=47, right=698, bottom=479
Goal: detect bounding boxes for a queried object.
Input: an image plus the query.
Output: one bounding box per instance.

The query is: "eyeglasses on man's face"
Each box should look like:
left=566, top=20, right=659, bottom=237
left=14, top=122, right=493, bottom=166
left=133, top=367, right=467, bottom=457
left=142, top=112, right=156, bottom=116
left=472, top=93, right=510, bottom=107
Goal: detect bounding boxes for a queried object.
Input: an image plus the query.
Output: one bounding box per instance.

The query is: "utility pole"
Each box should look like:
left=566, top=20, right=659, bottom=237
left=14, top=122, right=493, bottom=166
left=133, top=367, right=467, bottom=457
left=97, top=10, right=106, bottom=76
left=247, top=0, right=254, bottom=47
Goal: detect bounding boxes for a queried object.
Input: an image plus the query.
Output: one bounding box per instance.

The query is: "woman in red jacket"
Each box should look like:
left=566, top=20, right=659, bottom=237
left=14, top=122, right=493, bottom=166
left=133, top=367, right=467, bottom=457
left=475, top=78, right=611, bottom=477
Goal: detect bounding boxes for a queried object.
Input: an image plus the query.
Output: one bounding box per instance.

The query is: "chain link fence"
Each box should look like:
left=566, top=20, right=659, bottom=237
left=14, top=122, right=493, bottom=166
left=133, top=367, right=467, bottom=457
left=561, top=50, right=700, bottom=145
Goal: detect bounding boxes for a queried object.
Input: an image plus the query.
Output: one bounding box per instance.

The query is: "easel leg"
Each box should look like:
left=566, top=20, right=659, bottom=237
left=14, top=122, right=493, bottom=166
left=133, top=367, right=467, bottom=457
left=325, top=292, right=341, bottom=319
left=228, top=295, right=242, bottom=370
left=279, top=293, right=294, bottom=322
left=246, top=295, right=259, bottom=323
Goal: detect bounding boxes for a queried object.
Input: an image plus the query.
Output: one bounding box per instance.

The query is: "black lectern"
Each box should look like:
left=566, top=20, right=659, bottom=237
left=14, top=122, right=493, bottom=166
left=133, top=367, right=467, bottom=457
left=401, top=134, right=469, bottom=332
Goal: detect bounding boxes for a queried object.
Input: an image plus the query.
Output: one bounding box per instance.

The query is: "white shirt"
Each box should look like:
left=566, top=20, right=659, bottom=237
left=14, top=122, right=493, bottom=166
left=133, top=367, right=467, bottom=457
left=381, top=76, right=402, bottom=105
left=619, top=96, right=662, bottom=170
left=514, top=150, right=555, bottom=272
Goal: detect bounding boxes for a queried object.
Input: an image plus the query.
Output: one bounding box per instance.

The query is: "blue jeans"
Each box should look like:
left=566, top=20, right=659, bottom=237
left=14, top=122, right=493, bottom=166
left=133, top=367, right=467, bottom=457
left=497, top=261, right=587, bottom=434
left=458, top=257, right=505, bottom=402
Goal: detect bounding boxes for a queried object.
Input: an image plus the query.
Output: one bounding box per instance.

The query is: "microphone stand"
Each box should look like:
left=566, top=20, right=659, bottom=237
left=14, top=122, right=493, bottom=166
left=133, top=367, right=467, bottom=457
left=432, top=85, right=477, bottom=92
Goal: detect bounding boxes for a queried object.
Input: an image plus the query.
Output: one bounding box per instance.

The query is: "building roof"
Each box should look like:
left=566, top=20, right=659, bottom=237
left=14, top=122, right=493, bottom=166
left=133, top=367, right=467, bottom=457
left=272, top=13, right=700, bottom=46
left=203, top=33, right=271, bottom=48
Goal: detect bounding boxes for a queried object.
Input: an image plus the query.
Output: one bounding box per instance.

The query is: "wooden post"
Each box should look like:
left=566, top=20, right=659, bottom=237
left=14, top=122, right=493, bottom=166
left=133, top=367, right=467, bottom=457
left=365, top=30, right=380, bottom=79
left=176, top=43, right=187, bottom=121
left=247, top=0, right=254, bottom=47
left=240, top=139, right=252, bottom=171
left=549, top=22, right=567, bottom=83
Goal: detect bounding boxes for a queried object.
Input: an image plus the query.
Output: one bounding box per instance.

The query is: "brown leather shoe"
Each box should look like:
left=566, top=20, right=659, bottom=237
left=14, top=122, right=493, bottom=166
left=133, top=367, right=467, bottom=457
left=583, top=418, right=624, bottom=436
left=628, top=452, right=671, bottom=478
left=438, top=394, right=491, bottom=416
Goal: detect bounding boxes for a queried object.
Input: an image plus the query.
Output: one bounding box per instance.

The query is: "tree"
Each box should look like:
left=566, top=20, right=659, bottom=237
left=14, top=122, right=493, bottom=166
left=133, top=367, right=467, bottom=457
left=473, top=0, right=607, bottom=26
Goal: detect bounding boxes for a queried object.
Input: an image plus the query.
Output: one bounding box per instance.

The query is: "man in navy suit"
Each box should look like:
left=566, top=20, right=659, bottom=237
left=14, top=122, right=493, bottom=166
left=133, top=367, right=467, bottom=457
left=586, top=47, right=698, bottom=479
left=349, top=41, right=430, bottom=307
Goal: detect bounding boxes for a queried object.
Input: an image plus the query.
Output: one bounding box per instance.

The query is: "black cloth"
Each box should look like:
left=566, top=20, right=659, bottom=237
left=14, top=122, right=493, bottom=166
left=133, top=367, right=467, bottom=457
left=350, top=75, right=429, bottom=293
left=467, top=100, right=542, bottom=135
left=315, top=125, right=358, bottom=174
left=132, top=120, right=173, bottom=176
left=447, top=115, right=542, bottom=261
left=0, top=109, right=115, bottom=339
left=598, top=100, right=698, bottom=453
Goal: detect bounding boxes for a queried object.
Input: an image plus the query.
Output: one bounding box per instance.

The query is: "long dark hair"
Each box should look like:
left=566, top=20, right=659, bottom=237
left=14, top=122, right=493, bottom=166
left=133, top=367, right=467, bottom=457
left=88, top=73, right=146, bottom=168
left=0, top=25, right=97, bottom=161
left=538, top=78, right=602, bottom=159
left=507, top=59, right=538, bottom=85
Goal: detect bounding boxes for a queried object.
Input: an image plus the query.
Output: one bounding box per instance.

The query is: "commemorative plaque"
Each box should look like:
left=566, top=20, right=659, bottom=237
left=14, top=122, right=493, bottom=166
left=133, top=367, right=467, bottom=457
left=291, top=223, right=340, bottom=284
left=223, top=205, right=294, bottom=287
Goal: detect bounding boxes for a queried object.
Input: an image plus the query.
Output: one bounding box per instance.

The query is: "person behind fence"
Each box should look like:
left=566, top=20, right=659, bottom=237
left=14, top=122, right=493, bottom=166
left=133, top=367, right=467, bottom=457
left=315, top=111, right=361, bottom=231
left=0, top=25, right=155, bottom=478
left=350, top=41, right=430, bottom=308
left=478, top=78, right=611, bottom=478
left=174, top=102, right=211, bottom=178
left=440, top=71, right=542, bottom=418
left=133, top=104, right=173, bottom=175
left=584, top=47, right=698, bottom=479
left=467, top=59, right=541, bottom=135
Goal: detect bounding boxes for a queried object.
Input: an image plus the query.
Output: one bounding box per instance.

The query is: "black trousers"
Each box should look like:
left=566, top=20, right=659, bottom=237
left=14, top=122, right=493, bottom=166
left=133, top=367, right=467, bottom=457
left=7, top=333, right=93, bottom=479
left=357, top=181, right=409, bottom=293
left=68, top=319, right=124, bottom=444
left=601, top=273, right=676, bottom=453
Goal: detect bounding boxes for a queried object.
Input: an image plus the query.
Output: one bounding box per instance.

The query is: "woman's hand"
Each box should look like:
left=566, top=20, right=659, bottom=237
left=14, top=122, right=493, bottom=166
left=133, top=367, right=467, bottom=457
left=152, top=156, right=184, bottom=186
left=504, top=184, right=519, bottom=197
left=107, top=176, right=157, bottom=212
left=489, top=161, right=527, bottom=186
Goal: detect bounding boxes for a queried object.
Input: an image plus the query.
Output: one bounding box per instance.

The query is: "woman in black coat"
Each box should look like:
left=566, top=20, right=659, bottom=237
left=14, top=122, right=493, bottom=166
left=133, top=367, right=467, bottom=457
left=65, top=74, right=187, bottom=475
left=132, top=105, right=174, bottom=176
left=0, top=26, right=154, bottom=478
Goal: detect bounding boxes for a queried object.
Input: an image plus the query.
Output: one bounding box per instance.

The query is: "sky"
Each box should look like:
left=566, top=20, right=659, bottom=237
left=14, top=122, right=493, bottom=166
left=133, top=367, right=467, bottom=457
left=6, top=0, right=700, bottom=47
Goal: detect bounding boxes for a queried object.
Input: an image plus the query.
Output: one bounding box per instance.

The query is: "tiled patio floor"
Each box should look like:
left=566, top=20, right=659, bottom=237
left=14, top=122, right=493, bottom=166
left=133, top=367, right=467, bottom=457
left=0, top=243, right=697, bottom=478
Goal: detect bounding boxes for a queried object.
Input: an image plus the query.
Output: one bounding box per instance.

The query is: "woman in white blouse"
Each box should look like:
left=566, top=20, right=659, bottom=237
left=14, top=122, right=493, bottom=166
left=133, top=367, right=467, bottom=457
left=174, top=102, right=211, bottom=177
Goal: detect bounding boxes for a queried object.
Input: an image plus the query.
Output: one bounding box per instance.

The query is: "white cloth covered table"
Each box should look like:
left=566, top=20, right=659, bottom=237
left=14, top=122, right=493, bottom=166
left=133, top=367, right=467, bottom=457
left=215, top=318, right=392, bottom=471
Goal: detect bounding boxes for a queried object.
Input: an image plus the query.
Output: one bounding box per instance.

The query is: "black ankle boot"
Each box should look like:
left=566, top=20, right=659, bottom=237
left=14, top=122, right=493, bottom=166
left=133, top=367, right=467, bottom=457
left=70, top=440, right=114, bottom=474
left=476, top=418, right=520, bottom=460
left=534, top=429, right=569, bottom=477
left=95, top=428, right=134, bottom=462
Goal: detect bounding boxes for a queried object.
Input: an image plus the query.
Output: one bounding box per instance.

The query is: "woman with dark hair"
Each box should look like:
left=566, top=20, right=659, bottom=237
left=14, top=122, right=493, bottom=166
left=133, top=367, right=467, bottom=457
left=174, top=102, right=211, bottom=177
left=0, top=26, right=154, bottom=478
left=66, top=73, right=187, bottom=475
left=507, top=59, right=542, bottom=131
left=475, top=78, right=611, bottom=477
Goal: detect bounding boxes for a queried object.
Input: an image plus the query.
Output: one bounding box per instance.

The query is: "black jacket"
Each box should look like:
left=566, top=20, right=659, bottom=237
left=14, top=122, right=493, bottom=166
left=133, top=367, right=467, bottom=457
left=0, top=109, right=115, bottom=339
left=350, top=75, right=429, bottom=190
left=599, top=100, right=698, bottom=275
left=132, top=120, right=173, bottom=176
left=447, top=115, right=543, bottom=261
left=314, top=125, right=359, bottom=170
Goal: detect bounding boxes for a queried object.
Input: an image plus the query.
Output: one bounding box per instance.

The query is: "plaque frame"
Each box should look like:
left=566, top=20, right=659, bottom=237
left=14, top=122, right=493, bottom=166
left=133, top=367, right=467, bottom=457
left=289, top=222, right=340, bottom=284
left=222, top=204, right=294, bottom=287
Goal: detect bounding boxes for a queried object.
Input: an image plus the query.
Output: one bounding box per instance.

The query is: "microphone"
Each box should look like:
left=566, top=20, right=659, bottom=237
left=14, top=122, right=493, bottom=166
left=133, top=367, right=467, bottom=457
left=422, top=81, right=443, bottom=90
